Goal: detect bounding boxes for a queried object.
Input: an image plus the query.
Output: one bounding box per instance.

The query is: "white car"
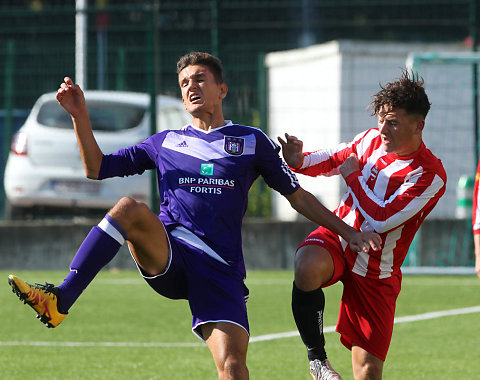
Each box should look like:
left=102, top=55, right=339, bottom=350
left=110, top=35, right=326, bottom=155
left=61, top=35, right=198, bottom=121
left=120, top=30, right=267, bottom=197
left=4, top=90, right=190, bottom=219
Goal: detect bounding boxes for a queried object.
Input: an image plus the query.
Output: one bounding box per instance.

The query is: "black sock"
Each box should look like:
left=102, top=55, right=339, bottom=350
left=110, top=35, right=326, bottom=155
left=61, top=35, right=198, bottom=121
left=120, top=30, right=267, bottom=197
left=292, top=281, right=327, bottom=361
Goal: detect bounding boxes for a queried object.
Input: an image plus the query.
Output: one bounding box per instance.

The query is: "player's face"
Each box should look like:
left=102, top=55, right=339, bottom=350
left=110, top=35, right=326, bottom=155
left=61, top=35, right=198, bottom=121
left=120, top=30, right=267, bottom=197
left=377, top=106, right=424, bottom=156
left=178, top=64, right=227, bottom=117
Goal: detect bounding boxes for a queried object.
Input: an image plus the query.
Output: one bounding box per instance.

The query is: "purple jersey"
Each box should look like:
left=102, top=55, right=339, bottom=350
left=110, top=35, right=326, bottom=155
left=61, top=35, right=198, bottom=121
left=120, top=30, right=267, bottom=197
left=98, top=121, right=299, bottom=276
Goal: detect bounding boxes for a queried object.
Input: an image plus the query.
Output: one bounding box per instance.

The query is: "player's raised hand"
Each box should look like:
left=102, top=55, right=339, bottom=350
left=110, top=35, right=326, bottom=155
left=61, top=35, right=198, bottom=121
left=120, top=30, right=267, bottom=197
left=278, top=133, right=304, bottom=169
left=348, top=230, right=382, bottom=253
left=56, top=77, right=87, bottom=118
left=340, top=153, right=361, bottom=178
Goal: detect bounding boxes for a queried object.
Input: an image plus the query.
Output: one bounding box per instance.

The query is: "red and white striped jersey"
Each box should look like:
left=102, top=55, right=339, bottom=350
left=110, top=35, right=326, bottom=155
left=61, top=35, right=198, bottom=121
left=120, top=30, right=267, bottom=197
left=473, top=158, right=480, bottom=234
left=294, top=128, right=447, bottom=279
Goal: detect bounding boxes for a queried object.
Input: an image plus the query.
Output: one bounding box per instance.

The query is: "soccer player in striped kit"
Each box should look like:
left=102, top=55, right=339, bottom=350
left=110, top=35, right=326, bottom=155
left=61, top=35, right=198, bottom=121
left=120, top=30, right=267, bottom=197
left=279, top=70, right=446, bottom=380
left=472, top=159, right=480, bottom=279
left=7, top=52, right=381, bottom=380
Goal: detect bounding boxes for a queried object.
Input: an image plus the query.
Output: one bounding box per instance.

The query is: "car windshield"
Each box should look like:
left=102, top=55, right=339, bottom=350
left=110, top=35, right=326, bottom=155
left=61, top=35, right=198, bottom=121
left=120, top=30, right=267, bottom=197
left=37, top=99, right=146, bottom=131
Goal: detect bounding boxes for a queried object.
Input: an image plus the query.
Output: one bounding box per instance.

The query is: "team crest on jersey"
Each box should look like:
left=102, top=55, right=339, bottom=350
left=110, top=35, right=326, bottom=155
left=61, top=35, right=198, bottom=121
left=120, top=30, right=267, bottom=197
left=224, top=136, right=244, bottom=156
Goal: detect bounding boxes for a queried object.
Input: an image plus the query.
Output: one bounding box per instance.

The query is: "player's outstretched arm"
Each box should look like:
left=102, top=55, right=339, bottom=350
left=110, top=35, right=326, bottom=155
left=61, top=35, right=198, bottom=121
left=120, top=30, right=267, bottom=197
left=56, top=77, right=103, bottom=179
left=285, top=187, right=381, bottom=252
left=278, top=133, right=304, bottom=169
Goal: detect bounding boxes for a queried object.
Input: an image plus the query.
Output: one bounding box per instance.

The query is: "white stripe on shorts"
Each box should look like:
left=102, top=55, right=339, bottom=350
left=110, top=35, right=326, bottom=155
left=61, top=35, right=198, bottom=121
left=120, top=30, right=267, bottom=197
left=171, top=226, right=229, bottom=266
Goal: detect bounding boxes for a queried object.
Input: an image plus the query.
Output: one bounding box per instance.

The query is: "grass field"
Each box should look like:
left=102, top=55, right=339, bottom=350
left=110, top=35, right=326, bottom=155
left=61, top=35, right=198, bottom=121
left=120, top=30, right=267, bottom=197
left=1, top=270, right=479, bottom=379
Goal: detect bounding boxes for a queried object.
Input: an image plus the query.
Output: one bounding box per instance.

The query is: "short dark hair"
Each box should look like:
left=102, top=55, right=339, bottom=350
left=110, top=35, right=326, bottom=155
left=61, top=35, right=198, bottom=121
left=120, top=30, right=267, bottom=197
left=176, top=52, right=224, bottom=84
left=370, top=69, right=431, bottom=118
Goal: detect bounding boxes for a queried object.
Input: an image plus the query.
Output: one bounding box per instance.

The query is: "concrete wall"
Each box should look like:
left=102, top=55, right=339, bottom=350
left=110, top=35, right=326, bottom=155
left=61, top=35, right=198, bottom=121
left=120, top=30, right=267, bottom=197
left=0, top=219, right=317, bottom=271
left=0, top=218, right=473, bottom=271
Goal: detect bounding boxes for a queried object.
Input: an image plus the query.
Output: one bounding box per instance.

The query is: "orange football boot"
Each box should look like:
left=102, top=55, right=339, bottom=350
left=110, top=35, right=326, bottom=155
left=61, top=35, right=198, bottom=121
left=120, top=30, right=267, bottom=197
left=8, top=274, right=67, bottom=328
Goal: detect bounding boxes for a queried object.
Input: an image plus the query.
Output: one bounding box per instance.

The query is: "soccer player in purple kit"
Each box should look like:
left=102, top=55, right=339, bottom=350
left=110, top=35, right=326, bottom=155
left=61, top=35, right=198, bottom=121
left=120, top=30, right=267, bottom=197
left=8, top=52, right=380, bottom=380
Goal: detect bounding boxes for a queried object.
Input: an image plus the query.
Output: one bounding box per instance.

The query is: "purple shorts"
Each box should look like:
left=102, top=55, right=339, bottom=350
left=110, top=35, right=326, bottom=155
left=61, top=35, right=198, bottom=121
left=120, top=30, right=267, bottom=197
left=131, top=225, right=250, bottom=341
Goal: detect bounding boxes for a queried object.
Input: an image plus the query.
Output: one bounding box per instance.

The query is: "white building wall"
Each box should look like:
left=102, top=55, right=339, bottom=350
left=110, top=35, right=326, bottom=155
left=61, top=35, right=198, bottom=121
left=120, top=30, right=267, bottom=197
left=266, top=40, right=471, bottom=220
left=267, top=42, right=342, bottom=220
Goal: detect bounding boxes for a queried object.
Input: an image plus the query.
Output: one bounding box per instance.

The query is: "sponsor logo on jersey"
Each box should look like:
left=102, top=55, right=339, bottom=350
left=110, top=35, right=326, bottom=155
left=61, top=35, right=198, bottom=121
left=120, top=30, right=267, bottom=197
left=178, top=175, right=235, bottom=195
left=176, top=140, right=188, bottom=147
left=224, top=136, right=244, bottom=155
left=200, top=163, right=214, bottom=175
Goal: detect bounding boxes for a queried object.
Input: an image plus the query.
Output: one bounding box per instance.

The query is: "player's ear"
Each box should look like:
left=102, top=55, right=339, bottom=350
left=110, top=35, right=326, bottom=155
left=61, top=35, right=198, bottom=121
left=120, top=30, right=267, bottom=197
left=219, top=83, right=228, bottom=99
left=416, top=119, right=425, bottom=134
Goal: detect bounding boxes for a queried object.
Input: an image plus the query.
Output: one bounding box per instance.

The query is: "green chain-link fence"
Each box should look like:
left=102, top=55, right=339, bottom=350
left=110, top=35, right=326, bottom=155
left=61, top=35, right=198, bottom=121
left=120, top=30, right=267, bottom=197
left=0, top=0, right=478, bottom=220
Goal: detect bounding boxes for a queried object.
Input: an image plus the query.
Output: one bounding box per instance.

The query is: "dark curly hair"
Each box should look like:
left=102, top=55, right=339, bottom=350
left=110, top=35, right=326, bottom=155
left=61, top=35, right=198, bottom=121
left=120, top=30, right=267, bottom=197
left=176, top=52, right=224, bottom=84
left=370, top=69, right=431, bottom=118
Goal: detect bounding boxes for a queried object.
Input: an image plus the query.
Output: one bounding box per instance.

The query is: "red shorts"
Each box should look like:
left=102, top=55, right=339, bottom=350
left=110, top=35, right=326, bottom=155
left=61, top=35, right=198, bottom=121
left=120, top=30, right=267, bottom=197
left=298, top=226, right=401, bottom=361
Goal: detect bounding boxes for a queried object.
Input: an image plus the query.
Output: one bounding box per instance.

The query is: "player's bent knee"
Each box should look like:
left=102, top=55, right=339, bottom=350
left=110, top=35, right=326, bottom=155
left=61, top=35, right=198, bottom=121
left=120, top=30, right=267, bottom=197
left=355, top=362, right=382, bottom=380
left=115, top=197, right=149, bottom=215
left=109, top=197, right=153, bottom=229
left=294, top=246, right=334, bottom=289
left=222, top=356, right=248, bottom=379
left=352, top=346, right=383, bottom=380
